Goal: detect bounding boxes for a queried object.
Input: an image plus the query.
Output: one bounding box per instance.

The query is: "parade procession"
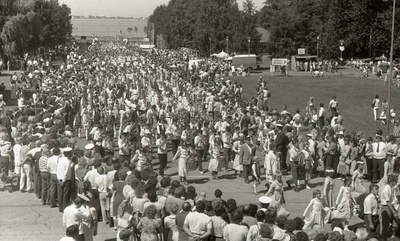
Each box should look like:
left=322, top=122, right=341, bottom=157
left=2, top=0, right=400, bottom=241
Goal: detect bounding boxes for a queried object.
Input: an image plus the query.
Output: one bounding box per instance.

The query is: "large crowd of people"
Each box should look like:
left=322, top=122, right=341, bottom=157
left=1, top=42, right=400, bottom=241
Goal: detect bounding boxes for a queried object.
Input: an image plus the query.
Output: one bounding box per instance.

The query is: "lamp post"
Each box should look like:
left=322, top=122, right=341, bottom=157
left=247, top=37, right=251, bottom=55
left=339, top=40, right=345, bottom=75
left=226, top=36, right=229, bottom=54
left=384, top=0, right=396, bottom=134
left=316, top=36, right=320, bottom=58
left=209, top=37, right=212, bottom=57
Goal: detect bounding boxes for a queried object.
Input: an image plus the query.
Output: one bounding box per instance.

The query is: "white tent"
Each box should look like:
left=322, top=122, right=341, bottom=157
left=216, top=51, right=229, bottom=59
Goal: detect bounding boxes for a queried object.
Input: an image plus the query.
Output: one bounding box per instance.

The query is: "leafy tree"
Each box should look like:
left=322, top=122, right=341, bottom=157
left=0, top=14, right=31, bottom=57
left=0, top=0, right=72, bottom=57
left=148, top=0, right=260, bottom=55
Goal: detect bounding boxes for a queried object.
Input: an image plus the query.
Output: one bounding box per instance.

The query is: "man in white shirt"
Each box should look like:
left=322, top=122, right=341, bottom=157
left=13, top=138, right=22, bottom=175
left=318, top=103, right=325, bottom=129
left=63, top=194, right=89, bottom=241
left=364, top=184, right=379, bottom=233
left=183, top=200, right=212, bottom=240
left=57, top=147, right=73, bottom=212
left=47, top=148, right=60, bottom=208
left=95, top=166, right=108, bottom=224
left=372, top=134, right=387, bottom=183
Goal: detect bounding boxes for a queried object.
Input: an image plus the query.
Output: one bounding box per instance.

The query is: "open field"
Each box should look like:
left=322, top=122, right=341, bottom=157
left=234, top=69, right=399, bottom=137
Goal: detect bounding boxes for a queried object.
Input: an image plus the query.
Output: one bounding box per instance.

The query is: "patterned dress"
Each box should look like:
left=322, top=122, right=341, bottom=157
left=137, top=217, right=161, bottom=241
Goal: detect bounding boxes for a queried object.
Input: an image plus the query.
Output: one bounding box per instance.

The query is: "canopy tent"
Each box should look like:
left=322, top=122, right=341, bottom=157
left=216, top=51, right=229, bottom=59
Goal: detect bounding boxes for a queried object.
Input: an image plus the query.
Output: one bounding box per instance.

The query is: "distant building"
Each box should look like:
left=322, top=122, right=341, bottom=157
left=256, top=27, right=271, bottom=53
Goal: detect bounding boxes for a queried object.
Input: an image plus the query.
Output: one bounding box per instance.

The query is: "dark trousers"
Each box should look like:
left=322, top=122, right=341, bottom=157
left=318, top=116, right=325, bottom=129
left=222, top=148, right=231, bottom=169
left=40, top=172, right=50, bottom=205
left=57, top=179, right=63, bottom=212
left=243, top=164, right=251, bottom=182
left=290, top=162, right=299, bottom=186
left=365, top=215, right=380, bottom=233
left=50, top=174, right=58, bottom=207
left=62, top=180, right=72, bottom=212
left=158, top=153, right=168, bottom=177
left=196, top=150, right=204, bottom=171
left=0, top=156, right=10, bottom=176
left=325, top=155, right=334, bottom=169
left=372, top=158, right=385, bottom=182
left=382, top=206, right=394, bottom=241
left=34, top=169, right=41, bottom=198
left=171, top=139, right=180, bottom=157
left=118, top=154, right=130, bottom=163
left=366, top=157, right=373, bottom=181
left=91, top=188, right=101, bottom=221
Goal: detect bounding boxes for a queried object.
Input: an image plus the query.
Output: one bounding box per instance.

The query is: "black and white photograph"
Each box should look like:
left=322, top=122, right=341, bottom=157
left=1, top=0, right=400, bottom=241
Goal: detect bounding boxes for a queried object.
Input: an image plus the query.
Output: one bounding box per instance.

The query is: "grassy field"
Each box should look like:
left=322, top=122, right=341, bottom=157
left=233, top=70, right=400, bottom=138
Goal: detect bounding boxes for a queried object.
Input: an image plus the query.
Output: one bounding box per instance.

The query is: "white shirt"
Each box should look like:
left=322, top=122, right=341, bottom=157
left=59, top=237, right=75, bottom=241
left=364, top=193, right=378, bottom=215
left=47, top=155, right=59, bottom=174
left=381, top=185, right=393, bottom=206
left=56, top=156, right=71, bottom=181
left=372, top=141, right=387, bottom=159
left=13, top=144, right=21, bottom=164
left=95, top=174, right=108, bottom=193
left=84, top=169, right=99, bottom=189
left=184, top=212, right=212, bottom=235
left=63, top=204, right=83, bottom=228
left=156, top=138, right=167, bottom=154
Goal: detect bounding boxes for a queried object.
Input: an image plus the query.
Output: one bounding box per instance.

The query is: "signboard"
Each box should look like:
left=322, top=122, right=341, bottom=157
left=339, top=46, right=345, bottom=52
left=271, top=58, right=288, bottom=66
left=298, top=48, right=306, bottom=55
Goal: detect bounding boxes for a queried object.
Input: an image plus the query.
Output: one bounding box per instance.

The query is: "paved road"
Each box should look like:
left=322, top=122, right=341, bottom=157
left=0, top=153, right=365, bottom=241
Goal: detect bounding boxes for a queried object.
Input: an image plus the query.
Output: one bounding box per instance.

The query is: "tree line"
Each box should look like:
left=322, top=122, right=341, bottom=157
left=149, top=0, right=400, bottom=59
left=0, top=0, right=72, bottom=58
left=148, top=0, right=260, bottom=56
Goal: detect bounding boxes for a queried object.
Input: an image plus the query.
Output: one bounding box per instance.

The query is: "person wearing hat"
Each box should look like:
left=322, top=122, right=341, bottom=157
left=372, top=133, right=387, bottom=183
left=57, top=147, right=73, bottom=212
left=63, top=194, right=90, bottom=241
left=258, top=196, right=271, bottom=211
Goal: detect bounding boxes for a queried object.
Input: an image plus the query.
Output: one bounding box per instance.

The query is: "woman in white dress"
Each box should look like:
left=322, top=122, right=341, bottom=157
left=232, top=133, right=244, bottom=177
left=208, top=135, right=224, bottom=180
left=264, top=144, right=278, bottom=185
left=173, top=141, right=193, bottom=185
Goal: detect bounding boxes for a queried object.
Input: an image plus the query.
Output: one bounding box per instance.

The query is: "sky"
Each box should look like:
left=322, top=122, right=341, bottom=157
left=60, top=0, right=265, bottom=18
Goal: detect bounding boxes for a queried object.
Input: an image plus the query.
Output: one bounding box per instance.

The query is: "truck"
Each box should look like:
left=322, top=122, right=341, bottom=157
left=231, top=54, right=258, bottom=71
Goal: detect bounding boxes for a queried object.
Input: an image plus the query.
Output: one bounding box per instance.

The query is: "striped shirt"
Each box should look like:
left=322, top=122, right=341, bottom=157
left=38, top=155, right=49, bottom=172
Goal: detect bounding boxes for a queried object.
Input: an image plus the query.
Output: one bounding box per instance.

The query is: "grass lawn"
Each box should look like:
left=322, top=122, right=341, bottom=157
left=232, top=70, right=400, bottom=138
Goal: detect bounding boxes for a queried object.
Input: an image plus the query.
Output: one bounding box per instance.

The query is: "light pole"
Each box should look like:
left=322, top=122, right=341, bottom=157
left=316, top=36, right=320, bottom=58
left=339, top=40, right=345, bottom=75
left=209, top=37, right=212, bottom=57
left=226, top=36, right=229, bottom=54
left=384, top=0, right=396, bottom=134
left=247, top=37, right=251, bottom=55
